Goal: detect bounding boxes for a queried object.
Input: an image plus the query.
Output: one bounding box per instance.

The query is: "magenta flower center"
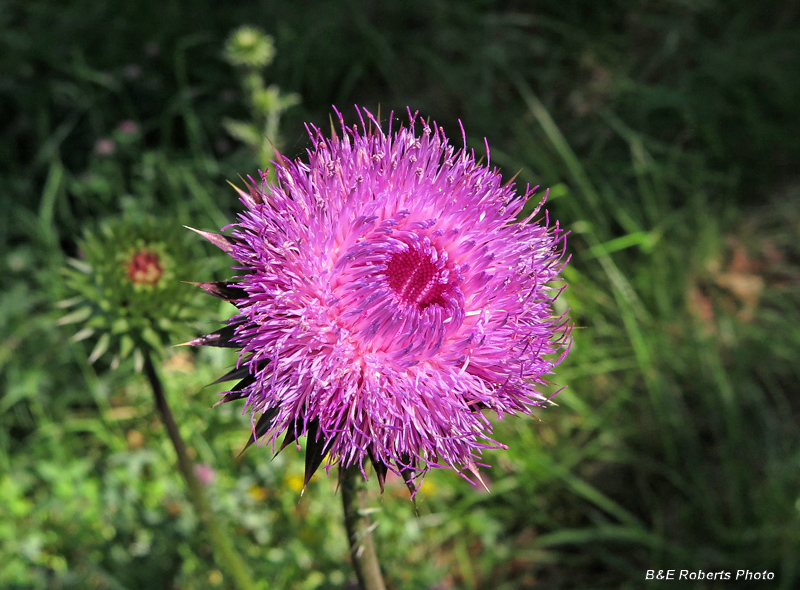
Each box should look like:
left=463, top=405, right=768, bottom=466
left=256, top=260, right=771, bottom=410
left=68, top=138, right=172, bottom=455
left=385, top=247, right=449, bottom=309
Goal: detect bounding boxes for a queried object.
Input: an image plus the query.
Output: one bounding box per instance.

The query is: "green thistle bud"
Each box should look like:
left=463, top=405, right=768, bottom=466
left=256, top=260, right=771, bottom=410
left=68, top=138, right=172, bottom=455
left=224, top=26, right=275, bottom=69
left=58, top=215, right=213, bottom=370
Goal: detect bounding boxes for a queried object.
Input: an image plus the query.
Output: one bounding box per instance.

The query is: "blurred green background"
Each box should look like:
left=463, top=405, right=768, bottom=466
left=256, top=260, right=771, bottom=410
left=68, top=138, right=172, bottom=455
left=2, top=0, right=799, bottom=588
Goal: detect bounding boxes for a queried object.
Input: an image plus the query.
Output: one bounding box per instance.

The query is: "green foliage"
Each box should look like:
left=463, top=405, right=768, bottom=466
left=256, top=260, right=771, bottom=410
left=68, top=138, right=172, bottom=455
left=2, top=0, right=799, bottom=589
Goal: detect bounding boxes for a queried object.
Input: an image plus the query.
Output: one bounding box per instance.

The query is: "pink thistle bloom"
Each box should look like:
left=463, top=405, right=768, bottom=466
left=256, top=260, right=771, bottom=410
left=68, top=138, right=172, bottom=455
left=194, top=463, right=216, bottom=486
left=117, top=119, right=140, bottom=135
left=190, top=108, right=571, bottom=492
left=94, top=138, right=116, bottom=156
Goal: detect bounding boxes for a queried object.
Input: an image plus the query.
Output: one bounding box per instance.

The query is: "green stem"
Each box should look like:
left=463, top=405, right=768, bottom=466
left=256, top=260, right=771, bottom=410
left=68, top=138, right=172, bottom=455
left=340, top=465, right=387, bottom=590
left=142, top=351, right=259, bottom=590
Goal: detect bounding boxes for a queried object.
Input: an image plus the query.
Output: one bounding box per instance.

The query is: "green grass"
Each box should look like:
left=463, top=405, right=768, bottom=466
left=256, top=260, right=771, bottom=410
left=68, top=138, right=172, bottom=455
left=2, top=0, right=799, bottom=588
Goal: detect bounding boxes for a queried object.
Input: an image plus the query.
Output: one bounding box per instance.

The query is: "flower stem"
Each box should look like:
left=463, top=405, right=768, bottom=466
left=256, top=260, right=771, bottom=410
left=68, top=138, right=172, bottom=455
left=142, top=351, right=259, bottom=590
left=340, top=465, right=387, bottom=590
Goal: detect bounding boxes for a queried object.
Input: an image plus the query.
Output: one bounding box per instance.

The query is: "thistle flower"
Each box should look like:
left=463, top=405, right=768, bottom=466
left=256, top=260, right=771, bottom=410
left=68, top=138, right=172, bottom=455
left=59, top=215, right=211, bottom=369
left=192, top=108, right=571, bottom=491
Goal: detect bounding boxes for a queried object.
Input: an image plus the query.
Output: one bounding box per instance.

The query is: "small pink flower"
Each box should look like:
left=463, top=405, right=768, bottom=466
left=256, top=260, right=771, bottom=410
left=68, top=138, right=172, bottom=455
left=94, top=138, right=116, bottom=156
left=117, top=120, right=140, bottom=135
left=194, top=463, right=216, bottom=486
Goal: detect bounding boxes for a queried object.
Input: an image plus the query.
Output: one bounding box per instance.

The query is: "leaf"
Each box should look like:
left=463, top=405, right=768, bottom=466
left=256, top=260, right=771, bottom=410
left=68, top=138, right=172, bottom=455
left=87, top=332, right=110, bottom=364
left=119, top=335, right=135, bottom=361
left=223, top=118, right=261, bottom=147
left=66, top=258, right=92, bottom=274
left=56, top=306, right=92, bottom=326
left=70, top=326, right=95, bottom=342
